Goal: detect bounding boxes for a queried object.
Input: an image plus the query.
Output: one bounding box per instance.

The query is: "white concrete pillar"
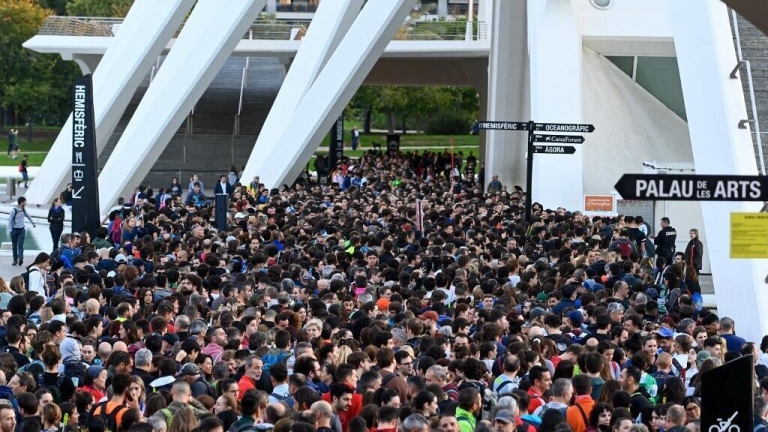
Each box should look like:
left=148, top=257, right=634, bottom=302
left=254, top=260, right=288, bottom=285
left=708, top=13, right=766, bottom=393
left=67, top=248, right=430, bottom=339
left=671, top=0, right=768, bottom=343
left=24, top=0, right=195, bottom=206
left=97, top=0, right=267, bottom=214
left=241, top=0, right=363, bottom=185
left=267, top=0, right=277, bottom=14
left=485, top=0, right=529, bottom=189
left=438, top=0, right=448, bottom=17
left=478, top=0, right=492, bottom=39
left=260, top=0, right=417, bottom=188
left=529, top=0, right=582, bottom=210
left=71, top=54, right=102, bottom=75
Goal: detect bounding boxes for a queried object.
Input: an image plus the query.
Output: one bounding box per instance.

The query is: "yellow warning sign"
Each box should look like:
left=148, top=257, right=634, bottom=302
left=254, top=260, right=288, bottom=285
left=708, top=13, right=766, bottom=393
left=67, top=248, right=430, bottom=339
left=731, top=213, right=768, bottom=258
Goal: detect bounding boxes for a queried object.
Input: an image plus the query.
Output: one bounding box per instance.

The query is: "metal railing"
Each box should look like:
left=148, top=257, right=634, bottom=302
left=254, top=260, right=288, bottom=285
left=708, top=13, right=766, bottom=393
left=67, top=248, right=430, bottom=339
left=731, top=10, right=766, bottom=175
left=36, top=16, right=488, bottom=41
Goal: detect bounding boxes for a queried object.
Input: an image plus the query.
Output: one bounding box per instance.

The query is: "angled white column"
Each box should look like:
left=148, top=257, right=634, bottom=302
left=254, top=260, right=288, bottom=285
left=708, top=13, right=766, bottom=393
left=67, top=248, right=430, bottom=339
left=671, top=0, right=768, bottom=343
left=485, top=0, right=529, bottom=188
left=97, top=0, right=266, bottom=215
left=529, top=0, right=583, bottom=211
left=25, top=0, right=195, bottom=206
left=240, top=0, right=363, bottom=184
left=260, top=0, right=417, bottom=188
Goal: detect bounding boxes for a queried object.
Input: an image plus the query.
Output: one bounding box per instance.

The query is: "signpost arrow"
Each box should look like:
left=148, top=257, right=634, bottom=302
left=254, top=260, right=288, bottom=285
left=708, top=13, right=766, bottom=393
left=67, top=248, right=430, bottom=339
left=534, top=123, right=595, bottom=133
left=533, top=134, right=585, bottom=144
left=614, top=174, right=768, bottom=201
left=477, top=121, right=530, bottom=131
left=533, top=145, right=576, bottom=155
left=71, top=186, right=85, bottom=199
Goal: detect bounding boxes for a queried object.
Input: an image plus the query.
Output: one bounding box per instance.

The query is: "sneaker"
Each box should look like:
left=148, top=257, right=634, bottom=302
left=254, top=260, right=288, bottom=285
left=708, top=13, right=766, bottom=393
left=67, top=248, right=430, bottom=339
left=11, top=261, right=16, bottom=266
left=18, top=261, right=22, bottom=267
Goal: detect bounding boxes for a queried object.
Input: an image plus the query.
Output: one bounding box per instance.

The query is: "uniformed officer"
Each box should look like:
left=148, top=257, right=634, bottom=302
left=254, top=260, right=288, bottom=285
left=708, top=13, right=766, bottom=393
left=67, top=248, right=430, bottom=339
left=654, top=217, right=678, bottom=264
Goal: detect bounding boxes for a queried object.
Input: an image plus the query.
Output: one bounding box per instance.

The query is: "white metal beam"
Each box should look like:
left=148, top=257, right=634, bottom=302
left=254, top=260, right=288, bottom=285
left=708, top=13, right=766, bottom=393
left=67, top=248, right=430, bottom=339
left=97, top=0, right=267, bottom=214
left=260, top=0, right=417, bottom=188
left=240, top=0, right=364, bottom=186
left=24, top=0, right=195, bottom=206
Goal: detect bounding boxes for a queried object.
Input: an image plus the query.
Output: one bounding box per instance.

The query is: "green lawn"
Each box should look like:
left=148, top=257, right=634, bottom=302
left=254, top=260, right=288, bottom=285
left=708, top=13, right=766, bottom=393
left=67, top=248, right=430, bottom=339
left=0, top=153, right=47, bottom=167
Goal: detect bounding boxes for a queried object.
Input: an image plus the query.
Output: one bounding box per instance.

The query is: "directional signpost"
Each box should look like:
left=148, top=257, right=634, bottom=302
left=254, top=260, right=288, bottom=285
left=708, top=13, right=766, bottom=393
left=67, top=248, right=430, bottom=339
left=533, top=134, right=585, bottom=144
left=534, top=146, right=576, bottom=155
left=480, top=120, right=595, bottom=221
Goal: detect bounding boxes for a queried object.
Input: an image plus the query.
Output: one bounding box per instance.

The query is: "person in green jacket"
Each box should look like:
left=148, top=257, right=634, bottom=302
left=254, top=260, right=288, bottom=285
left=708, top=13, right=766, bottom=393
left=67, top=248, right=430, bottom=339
left=456, top=387, right=482, bottom=432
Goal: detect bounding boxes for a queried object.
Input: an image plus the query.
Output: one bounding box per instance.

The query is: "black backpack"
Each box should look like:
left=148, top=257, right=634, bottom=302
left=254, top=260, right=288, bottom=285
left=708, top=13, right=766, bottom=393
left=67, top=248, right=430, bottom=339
left=21, top=268, right=39, bottom=292
left=37, top=373, right=65, bottom=404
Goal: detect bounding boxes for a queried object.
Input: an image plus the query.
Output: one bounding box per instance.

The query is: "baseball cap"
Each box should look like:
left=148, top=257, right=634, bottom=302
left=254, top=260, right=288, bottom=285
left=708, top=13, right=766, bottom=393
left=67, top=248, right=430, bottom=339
left=178, top=363, right=201, bottom=377
left=567, top=310, right=584, bottom=325
left=162, top=333, right=180, bottom=345
left=645, top=288, right=659, bottom=300
left=87, top=365, right=104, bottom=379
left=494, top=410, right=515, bottom=424
left=655, top=327, right=674, bottom=339
left=115, top=254, right=127, bottom=264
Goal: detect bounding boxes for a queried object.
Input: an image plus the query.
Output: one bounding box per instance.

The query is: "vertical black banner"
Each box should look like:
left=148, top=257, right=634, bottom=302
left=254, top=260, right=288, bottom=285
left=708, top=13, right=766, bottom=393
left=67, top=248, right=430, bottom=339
left=72, top=74, right=100, bottom=237
left=329, top=114, right=344, bottom=169
left=387, top=134, right=400, bottom=152
left=702, top=355, right=753, bottom=432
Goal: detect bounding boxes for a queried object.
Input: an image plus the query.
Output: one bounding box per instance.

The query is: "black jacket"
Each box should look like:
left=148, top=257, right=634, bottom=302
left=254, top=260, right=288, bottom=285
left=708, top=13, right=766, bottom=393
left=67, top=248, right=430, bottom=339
left=214, top=182, right=233, bottom=195
left=47, top=207, right=65, bottom=228
left=684, top=237, right=704, bottom=271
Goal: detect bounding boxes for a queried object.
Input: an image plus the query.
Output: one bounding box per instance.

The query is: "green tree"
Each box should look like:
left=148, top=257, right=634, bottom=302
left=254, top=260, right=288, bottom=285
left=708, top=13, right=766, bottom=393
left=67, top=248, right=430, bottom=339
left=0, top=0, right=80, bottom=123
left=66, top=0, right=133, bottom=17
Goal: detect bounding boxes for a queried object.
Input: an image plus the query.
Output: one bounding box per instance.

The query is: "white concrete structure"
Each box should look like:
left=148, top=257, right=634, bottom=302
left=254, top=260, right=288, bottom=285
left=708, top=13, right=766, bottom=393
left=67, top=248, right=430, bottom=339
left=22, top=0, right=768, bottom=339
left=97, top=0, right=267, bottom=214
left=24, top=0, right=195, bottom=205
left=240, top=0, right=364, bottom=185
left=260, top=0, right=417, bottom=187
left=671, top=0, right=768, bottom=343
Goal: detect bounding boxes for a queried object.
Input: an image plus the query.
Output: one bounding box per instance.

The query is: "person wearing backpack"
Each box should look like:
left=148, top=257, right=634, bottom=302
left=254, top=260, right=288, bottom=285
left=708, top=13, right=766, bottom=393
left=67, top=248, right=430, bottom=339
left=261, top=330, right=292, bottom=379
left=22, top=253, right=49, bottom=298
left=7, top=196, right=35, bottom=267
left=267, top=363, right=292, bottom=406
left=149, top=379, right=208, bottom=429
left=39, top=344, right=75, bottom=404
left=456, top=387, right=482, bottom=432
left=85, top=373, right=135, bottom=432
left=566, top=375, right=595, bottom=432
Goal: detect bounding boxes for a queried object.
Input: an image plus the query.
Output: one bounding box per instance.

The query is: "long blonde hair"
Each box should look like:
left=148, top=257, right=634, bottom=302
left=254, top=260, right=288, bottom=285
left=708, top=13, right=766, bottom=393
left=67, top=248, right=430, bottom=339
left=0, top=278, right=13, bottom=294
left=168, top=406, right=198, bottom=432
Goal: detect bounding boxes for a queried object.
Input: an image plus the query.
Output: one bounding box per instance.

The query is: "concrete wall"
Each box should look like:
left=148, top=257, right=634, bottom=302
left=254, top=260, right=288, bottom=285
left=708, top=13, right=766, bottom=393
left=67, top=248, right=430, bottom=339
left=582, top=47, right=693, bottom=195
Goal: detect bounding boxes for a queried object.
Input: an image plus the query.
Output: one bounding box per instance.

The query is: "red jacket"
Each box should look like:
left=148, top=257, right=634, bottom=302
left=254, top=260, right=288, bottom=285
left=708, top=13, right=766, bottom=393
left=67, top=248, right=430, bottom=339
left=321, top=384, right=362, bottom=432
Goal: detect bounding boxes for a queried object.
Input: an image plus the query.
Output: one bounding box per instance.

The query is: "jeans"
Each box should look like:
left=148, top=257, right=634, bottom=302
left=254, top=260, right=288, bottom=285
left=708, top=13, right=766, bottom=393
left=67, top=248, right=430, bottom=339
left=10, top=228, right=25, bottom=262
left=21, top=171, right=28, bottom=185
left=50, top=226, right=62, bottom=252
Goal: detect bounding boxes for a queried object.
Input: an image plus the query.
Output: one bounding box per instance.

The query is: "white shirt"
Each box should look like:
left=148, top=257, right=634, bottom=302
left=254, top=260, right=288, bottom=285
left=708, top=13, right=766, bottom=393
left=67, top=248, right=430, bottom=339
left=27, top=266, right=46, bottom=297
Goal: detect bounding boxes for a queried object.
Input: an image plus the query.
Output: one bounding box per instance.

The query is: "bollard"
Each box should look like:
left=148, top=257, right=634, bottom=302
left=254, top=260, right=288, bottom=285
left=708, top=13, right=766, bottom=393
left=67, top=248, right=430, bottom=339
left=6, top=178, right=15, bottom=200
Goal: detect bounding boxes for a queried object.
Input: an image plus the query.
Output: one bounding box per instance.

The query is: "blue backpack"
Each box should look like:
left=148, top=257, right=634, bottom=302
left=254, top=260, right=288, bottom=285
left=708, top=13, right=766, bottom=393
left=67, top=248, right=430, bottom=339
left=261, top=348, right=291, bottom=377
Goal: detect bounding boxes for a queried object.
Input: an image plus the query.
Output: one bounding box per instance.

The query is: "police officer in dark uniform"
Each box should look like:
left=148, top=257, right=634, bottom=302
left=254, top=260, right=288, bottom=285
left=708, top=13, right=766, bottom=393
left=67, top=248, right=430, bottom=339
left=654, top=217, right=678, bottom=264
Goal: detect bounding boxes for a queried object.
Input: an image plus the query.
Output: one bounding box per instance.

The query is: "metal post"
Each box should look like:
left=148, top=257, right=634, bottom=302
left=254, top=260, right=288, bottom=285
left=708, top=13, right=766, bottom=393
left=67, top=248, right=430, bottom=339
left=525, top=120, right=534, bottom=222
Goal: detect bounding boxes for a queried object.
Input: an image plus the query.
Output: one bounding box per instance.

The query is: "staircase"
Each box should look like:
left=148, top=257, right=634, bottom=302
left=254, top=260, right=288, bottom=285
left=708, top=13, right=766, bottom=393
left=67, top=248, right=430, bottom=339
left=96, top=56, right=284, bottom=190
left=731, top=12, right=768, bottom=171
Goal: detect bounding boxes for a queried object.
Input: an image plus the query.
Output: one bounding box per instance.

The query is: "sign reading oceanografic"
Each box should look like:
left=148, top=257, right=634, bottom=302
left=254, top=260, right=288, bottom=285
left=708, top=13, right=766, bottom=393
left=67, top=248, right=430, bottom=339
left=533, top=145, right=576, bottom=155
left=534, top=123, right=595, bottom=133
left=71, top=74, right=100, bottom=237
left=329, top=114, right=344, bottom=168
left=533, top=134, right=585, bottom=144
left=614, top=174, right=768, bottom=201
left=477, top=121, right=530, bottom=131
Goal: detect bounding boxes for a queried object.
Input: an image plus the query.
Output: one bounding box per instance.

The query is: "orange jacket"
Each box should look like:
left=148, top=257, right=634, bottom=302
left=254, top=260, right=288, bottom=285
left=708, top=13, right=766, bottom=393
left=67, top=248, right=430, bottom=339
left=566, top=395, right=595, bottom=432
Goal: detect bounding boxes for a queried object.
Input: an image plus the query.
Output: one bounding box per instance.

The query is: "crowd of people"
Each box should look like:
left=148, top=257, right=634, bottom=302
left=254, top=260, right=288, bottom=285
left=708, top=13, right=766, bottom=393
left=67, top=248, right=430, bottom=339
left=0, top=150, right=753, bottom=432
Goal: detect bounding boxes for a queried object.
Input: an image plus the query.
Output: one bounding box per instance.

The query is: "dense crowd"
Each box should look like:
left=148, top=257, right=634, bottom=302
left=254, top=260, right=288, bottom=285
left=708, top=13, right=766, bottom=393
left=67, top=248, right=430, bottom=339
left=0, top=150, right=753, bottom=432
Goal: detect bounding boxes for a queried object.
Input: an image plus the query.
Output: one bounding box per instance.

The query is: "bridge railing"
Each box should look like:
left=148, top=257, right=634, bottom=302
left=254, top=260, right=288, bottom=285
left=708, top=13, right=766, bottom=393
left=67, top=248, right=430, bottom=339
left=36, top=16, right=488, bottom=41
